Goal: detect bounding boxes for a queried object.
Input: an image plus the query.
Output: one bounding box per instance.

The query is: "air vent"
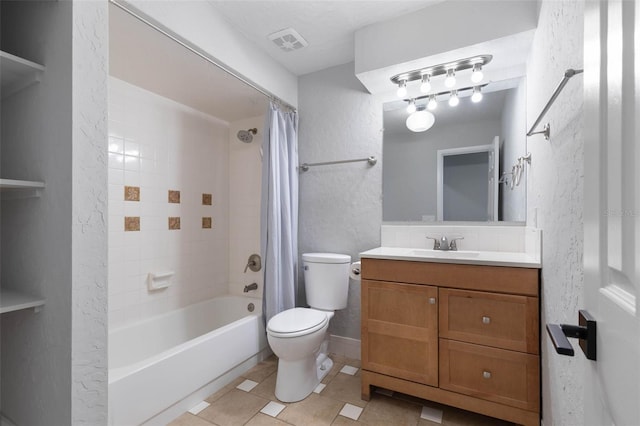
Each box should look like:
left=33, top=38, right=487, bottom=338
left=267, top=28, right=308, bottom=52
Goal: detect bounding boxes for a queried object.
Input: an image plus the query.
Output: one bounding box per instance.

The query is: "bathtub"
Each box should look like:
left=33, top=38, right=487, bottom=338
left=108, top=295, right=269, bottom=426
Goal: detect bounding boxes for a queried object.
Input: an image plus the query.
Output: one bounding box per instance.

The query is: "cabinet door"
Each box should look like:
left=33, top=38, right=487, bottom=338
left=361, top=280, right=438, bottom=386
left=439, top=288, right=539, bottom=354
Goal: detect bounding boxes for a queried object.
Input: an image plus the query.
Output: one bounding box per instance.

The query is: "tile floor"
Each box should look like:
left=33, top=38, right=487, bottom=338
left=169, top=354, right=515, bottom=426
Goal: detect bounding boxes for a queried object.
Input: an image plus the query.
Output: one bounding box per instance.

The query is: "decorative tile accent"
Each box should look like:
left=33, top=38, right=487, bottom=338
left=188, top=401, right=210, bottom=415
left=313, top=383, right=326, bottom=394
left=124, top=185, right=140, bottom=201
left=260, top=401, right=286, bottom=418
left=168, top=217, right=181, bottom=230
left=202, top=193, right=212, bottom=205
left=339, top=403, right=363, bottom=421
left=124, top=216, right=140, bottom=232
left=168, top=190, right=181, bottom=203
left=202, top=217, right=212, bottom=229
left=236, top=379, right=258, bottom=392
left=340, top=365, right=359, bottom=376
left=421, top=405, right=444, bottom=423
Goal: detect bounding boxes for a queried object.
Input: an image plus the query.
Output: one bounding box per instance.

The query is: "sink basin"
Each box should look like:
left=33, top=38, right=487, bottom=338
left=410, top=249, right=480, bottom=258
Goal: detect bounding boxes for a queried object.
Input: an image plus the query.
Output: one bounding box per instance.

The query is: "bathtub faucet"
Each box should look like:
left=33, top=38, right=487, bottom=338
left=244, top=283, right=258, bottom=293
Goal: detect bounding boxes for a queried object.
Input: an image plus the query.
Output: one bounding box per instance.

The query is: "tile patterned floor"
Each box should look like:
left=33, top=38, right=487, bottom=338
left=169, top=354, right=515, bottom=426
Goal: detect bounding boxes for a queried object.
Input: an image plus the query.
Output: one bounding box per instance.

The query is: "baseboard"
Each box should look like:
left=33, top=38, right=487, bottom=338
left=328, top=335, right=361, bottom=360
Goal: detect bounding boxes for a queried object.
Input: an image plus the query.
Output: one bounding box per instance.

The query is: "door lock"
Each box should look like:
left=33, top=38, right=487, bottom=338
left=546, top=310, right=597, bottom=361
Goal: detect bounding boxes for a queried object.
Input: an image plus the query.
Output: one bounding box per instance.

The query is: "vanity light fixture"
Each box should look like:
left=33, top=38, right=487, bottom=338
left=406, top=99, right=417, bottom=114
left=400, top=83, right=489, bottom=132
left=406, top=108, right=435, bottom=132
left=427, top=95, right=438, bottom=111
left=390, top=55, right=492, bottom=94
left=448, top=90, right=459, bottom=107
left=444, top=69, right=456, bottom=88
left=471, top=86, right=483, bottom=103
left=397, top=80, right=408, bottom=98
left=471, top=64, right=484, bottom=83
left=420, top=74, right=432, bottom=93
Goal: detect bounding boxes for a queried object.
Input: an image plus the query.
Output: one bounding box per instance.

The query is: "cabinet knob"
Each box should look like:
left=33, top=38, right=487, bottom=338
left=429, top=297, right=436, bottom=304
left=483, top=371, right=492, bottom=379
left=482, top=316, right=491, bottom=324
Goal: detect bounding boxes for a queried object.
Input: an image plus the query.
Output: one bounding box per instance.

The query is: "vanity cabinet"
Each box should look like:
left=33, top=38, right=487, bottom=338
left=361, top=258, right=540, bottom=426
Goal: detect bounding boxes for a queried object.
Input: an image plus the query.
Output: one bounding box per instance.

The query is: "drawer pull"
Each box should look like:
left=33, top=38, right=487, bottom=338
left=429, top=297, right=436, bottom=304
left=483, top=371, right=492, bottom=379
left=482, top=316, right=491, bottom=324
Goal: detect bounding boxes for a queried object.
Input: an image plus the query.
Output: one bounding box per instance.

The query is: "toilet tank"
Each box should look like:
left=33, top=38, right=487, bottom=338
left=303, top=253, right=351, bottom=311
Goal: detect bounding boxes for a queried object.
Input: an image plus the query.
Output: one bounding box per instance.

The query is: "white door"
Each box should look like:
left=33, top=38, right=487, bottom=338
left=488, top=136, right=499, bottom=221
left=583, top=0, right=640, bottom=424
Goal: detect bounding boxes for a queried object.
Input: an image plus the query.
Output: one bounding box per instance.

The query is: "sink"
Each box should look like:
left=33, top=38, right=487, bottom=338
left=410, top=249, right=480, bottom=258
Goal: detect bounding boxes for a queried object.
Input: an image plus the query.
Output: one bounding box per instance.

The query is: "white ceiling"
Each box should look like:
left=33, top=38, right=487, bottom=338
left=206, top=0, right=443, bottom=76
left=110, top=1, right=534, bottom=124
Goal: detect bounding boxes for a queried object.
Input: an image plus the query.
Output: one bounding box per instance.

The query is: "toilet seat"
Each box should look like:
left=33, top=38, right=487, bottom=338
left=267, top=308, right=328, bottom=338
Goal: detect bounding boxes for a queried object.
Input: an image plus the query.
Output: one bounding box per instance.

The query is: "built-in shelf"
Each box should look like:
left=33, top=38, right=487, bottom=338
left=0, top=289, right=45, bottom=314
left=0, top=178, right=45, bottom=198
left=0, top=178, right=45, bottom=190
left=1, top=50, right=45, bottom=99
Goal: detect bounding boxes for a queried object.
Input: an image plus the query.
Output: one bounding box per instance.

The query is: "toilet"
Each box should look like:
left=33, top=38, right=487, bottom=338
left=266, top=252, right=351, bottom=402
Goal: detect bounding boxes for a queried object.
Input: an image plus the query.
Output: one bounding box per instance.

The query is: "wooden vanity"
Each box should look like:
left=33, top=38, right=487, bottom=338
left=360, top=257, right=540, bottom=426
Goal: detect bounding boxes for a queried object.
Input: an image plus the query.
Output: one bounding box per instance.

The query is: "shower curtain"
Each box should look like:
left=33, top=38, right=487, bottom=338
left=261, top=102, right=298, bottom=323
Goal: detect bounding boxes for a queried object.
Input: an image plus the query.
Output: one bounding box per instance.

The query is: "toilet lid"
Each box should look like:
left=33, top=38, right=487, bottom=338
left=302, top=253, right=351, bottom=264
left=267, top=308, right=328, bottom=337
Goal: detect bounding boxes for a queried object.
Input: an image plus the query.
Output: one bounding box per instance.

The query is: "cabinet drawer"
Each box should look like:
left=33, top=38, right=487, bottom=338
left=361, top=280, right=438, bottom=386
left=439, top=288, right=538, bottom=354
left=439, top=339, right=539, bottom=412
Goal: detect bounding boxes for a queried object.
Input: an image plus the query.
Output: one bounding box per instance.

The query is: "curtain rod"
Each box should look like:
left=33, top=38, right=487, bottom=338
left=109, top=0, right=297, bottom=113
left=527, top=68, right=583, bottom=140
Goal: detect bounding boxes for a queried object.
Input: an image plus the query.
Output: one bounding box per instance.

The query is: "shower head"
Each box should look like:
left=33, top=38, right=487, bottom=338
left=237, top=128, right=258, bottom=143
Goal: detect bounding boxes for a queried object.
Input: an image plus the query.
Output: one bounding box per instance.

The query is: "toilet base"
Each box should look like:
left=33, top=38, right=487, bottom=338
left=274, top=351, right=333, bottom=403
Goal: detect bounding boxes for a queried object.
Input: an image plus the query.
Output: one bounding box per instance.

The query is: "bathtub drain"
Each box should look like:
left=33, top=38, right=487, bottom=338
left=247, top=303, right=255, bottom=312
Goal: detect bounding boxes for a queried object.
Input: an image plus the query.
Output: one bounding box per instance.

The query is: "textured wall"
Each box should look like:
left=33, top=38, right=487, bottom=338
left=526, top=1, right=585, bottom=424
left=71, top=1, right=109, bottom=423
left=298, top=62, right=382, bottom=339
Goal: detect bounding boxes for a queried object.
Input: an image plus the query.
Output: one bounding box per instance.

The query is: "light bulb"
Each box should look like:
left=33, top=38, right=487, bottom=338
left=420, top=74, right=431, bottom=93
left=471, top=64, right=484, bottom=83
left=406, top=110, right=435, bottom=132
left=444, top=69, right=456, bottom=88
left=406, top=99, right=417, bottom=114
left=448, top=91, right=459, bottom=107
left=397, top=81, right=407, bottom=98
left=427, top=95, right=438, bottom=111
left=471, top=86, right=483, bottom=103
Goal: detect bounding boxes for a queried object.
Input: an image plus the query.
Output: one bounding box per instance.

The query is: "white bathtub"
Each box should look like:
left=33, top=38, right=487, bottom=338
left=108, top=295, right=269, bottom=426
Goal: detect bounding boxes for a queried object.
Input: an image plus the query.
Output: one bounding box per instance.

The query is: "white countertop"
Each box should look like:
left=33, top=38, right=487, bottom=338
left=360, top=247, right=541, bottom=268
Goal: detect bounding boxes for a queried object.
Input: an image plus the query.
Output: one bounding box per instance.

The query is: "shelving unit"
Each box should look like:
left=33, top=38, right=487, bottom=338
left=1, top=50, right=45, bottom=99
left=1, top=50, right=46, bottom=316
left=0, top=178, right=45, bottom=200
left=0, top=289, right=45, bottom=314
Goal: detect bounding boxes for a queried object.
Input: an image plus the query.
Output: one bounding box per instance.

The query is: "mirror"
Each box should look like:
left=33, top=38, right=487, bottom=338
left=382, top=77, right=527, bottom=223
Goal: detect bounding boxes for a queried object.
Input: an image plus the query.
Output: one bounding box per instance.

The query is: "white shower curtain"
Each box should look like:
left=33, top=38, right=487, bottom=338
left=261, top=102, right=298, bottom=323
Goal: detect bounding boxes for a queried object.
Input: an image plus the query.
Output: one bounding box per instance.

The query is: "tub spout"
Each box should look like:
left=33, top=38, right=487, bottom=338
left=244, top=283, right=258, bottom=293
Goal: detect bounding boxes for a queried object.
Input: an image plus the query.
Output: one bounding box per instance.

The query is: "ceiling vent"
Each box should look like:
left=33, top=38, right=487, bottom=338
left=267, top=28, right=308, bottom=52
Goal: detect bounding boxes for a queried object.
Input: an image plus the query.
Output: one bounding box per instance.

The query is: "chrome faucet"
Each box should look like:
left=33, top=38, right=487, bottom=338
left=426, top=236, right=464, bottom=251
left=243, top=282, right=258, bottom=293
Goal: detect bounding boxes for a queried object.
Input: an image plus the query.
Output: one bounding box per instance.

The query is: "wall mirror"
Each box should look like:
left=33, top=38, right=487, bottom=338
left=382, top=77, right=527, bottom=223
